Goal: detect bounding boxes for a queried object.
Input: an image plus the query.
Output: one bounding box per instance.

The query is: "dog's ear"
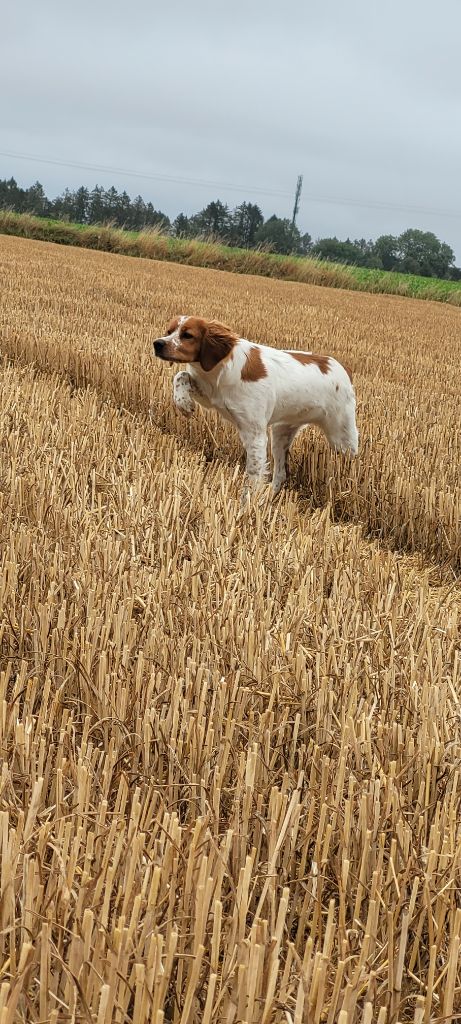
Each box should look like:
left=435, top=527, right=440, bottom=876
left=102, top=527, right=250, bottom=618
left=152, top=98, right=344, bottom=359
left=199, top=321, right=237, bottom=372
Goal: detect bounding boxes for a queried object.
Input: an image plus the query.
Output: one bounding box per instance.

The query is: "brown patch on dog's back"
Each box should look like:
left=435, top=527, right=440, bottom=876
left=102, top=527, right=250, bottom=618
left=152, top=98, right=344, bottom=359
left=241, top=346, right=268, bottom=382
left=342, top=363, right=353, bottom=382
left=289, top=352, right=331, bottom=374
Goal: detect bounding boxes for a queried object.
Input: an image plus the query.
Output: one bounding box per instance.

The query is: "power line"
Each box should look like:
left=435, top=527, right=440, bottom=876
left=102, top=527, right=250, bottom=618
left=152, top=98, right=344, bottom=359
left=300, top=192, right=461, bottom=220
left=1, top=148, right=461, bottom=221
left=0, top=150, right=292, bottom=200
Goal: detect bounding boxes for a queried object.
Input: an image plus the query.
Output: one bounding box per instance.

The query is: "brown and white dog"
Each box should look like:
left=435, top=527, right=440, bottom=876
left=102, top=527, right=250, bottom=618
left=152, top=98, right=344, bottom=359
left=153, top=315, right=358, bottom=494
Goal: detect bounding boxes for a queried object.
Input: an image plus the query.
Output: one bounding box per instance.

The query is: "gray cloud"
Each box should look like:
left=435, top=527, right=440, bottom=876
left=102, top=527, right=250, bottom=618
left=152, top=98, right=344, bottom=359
left=2, top=0, right=461, bottom=260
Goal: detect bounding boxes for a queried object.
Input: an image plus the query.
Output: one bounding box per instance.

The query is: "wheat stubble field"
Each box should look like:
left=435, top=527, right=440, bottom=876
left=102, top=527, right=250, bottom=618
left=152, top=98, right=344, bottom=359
left=0, top=234, right=460, bottom=1023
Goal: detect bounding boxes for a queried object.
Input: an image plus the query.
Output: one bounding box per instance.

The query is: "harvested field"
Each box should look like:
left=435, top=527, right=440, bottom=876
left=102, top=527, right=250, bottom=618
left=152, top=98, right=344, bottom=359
left=0, top=233, right=460, bottom=1022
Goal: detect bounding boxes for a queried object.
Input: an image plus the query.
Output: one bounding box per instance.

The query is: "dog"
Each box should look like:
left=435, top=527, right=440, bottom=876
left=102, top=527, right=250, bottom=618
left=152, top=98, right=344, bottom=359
left=153, top=315, right=358, bottom=494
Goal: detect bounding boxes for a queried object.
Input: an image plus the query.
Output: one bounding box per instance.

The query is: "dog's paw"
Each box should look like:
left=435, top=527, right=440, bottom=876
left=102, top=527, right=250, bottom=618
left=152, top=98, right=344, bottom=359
left=175, top=401, right=195, bottom=418
left=174, top=393, right=196, bottom=417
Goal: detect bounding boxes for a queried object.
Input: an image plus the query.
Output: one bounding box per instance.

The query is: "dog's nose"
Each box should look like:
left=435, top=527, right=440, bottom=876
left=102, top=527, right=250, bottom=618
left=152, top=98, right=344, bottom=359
left=153, top=338, right=165, bottom=354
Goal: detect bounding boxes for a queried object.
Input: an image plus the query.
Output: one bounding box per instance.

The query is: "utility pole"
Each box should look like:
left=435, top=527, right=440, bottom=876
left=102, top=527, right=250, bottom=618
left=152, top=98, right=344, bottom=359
left=291, top=174, right=303, bottom=230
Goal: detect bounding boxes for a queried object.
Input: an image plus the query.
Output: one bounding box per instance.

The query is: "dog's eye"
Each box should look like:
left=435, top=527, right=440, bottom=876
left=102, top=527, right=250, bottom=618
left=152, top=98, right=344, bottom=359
left=182, top=331, right=193, bottom=339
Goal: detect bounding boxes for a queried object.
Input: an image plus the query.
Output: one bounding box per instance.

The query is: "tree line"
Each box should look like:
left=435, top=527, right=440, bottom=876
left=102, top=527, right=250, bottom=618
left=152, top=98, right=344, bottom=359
left=1, top=176, right=459, bottom=280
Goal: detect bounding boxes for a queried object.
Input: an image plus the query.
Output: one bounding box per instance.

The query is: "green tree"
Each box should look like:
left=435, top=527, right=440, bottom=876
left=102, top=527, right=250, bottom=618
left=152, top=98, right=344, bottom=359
left=115, top=190, right=132, bottom=227
left=254, top=215, right=301, bottom=254
left=74, top=186, right=89, bottom=223
left=88, top=185, right=106, bottom=223
left=189, top=200, right=231, bottom=240
left=396, top=229, right=455, bottom=278
left=24, top=181, right=48, bottom=216
left=229, top=202, right=264, bottom=247
left=173, top=213, right=190, bottom=237
left=144, top=202, right=170, bottom=230
left=311, top=237, right=362, bottom=265
left=354, top=237, right=382, bottom=267
left=0, top=177, right=26, bottom=211
left=129, top=195, right=147, bottom=231
left=312, top=236, right=381, bottom=267
left=372, top=234, right=397, bottom=270
left=298, top=232, right=312, bottom=256
left=103, top=186, right=120, bottom=221
left=371, top=235, right=399, bottom=270
left=52, top=187, right=77, bottom=221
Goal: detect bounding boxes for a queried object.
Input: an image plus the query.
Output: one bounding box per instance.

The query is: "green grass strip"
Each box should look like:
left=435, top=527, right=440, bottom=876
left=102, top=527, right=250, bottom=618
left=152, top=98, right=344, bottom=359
left=1, top=210, right=461, bottom=307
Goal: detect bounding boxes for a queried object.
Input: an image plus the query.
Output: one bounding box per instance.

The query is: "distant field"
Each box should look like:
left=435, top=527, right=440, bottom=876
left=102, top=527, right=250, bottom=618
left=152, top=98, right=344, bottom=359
left=1, top=234, right=461, bottom=1021
left=2, top=208, right=461, bottom=306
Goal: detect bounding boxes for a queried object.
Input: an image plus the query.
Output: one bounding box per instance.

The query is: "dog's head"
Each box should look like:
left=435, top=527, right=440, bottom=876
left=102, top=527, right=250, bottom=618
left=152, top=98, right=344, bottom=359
left=153, top=316, right=237, bottom=372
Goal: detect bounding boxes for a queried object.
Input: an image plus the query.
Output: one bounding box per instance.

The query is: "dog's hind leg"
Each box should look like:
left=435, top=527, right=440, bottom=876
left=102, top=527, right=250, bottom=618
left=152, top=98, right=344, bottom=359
left=271, top=424, right=299, bottom=494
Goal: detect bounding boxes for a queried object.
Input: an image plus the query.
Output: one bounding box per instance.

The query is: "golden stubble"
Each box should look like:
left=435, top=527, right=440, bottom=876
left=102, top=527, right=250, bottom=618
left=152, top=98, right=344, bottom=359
left=0, top=233, right=460, bottom=1022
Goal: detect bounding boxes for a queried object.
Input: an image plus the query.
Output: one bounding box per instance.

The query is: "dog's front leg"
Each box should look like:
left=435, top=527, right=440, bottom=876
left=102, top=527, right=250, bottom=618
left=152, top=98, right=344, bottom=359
left=173, top=371, right=214, bottom=417
left=239, top=425, right=270, bottom=494
left=172, top=371, right=198, bottom=417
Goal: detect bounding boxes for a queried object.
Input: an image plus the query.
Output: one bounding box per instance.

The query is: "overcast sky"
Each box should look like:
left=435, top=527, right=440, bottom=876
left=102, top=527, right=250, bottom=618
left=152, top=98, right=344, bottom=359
left=2, top=0, right=461, bottom=261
